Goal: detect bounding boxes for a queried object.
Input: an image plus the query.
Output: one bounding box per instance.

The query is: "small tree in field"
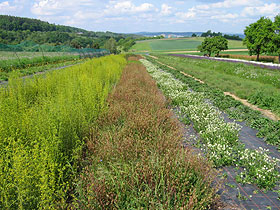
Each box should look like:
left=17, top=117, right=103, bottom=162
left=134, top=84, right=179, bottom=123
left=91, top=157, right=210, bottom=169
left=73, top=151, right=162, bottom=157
left=198, top=36, right=228, bottom=57
left=243, top=17, right=274, bottom=61
left=213, top=36, right=228, bottom=56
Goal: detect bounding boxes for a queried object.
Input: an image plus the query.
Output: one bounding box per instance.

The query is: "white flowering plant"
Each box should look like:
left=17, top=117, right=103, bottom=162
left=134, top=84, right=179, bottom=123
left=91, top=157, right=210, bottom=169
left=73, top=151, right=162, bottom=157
left=140, top=59, right=280, bottom=190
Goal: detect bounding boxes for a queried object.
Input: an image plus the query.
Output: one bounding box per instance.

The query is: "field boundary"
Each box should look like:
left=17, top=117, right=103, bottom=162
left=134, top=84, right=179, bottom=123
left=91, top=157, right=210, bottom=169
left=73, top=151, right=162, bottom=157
left=170, top=54, right=280, bottom=70
left=147, top=55, right=280, bottom=121
left=166, top=49, right=249, bottom=54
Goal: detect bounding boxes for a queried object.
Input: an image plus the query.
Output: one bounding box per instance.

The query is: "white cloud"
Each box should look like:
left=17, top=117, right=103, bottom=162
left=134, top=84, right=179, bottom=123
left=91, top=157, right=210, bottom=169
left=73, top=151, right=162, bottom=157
left=241, top=3, right=280, bottom=18
left=31, top=0, right=99, bottom=16
left=211, top=13, right=239, bottom=19
left=0, top=1, right=17, bottom=13
left=104, top=1, right=155, bottom=16
left=197, top=0, right=261, bottom=10
left=174, top=0, right=270, bottom=24
left=175, top=9, right=196, bottom=21
left=160, top=4, right=172, bottom=16
left=31, top=0, right=60, bottom=15
left=210, top=13, right=239, bottom=23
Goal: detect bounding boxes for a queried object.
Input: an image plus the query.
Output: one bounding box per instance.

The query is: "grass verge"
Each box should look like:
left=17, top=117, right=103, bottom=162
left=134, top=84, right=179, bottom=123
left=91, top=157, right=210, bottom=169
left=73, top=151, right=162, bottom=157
left=152, top=54, right=280, bottom=116
left=74, top=56, right=219, bottom=209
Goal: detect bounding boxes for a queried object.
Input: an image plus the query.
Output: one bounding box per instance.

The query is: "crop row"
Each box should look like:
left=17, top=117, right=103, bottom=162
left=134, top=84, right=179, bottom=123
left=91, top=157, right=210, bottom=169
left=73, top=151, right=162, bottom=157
left=141, top=59, right=279, bottom=190
left=74, top=59, right=218, bottom=209
left=147, top=56, right=280, bottom=149
left=155, top=55, right=280, bottom=116
left=0, top=55, right=126, bottom=209
left=0, top=55, right=79, bottom=73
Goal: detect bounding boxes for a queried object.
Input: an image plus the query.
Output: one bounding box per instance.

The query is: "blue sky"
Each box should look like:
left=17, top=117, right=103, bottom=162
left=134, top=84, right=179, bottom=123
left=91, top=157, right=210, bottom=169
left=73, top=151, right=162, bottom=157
left=1, top=0, right=280, bottom=33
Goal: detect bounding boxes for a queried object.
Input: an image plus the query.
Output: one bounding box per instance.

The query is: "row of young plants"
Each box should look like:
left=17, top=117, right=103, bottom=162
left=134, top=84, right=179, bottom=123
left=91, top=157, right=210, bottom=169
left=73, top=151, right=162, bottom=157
left=0, top=59, right=82, bottom=81
left=74, top=58, right=218, bottom=209
left=140, top=59, right=280, bottom=190
left=0, top=54, right=79, bottom=73
left=147, top=56, right=280, bottom=149
left=155, top=55, right=280, bottom=116
left=0, top=55, right=126, bottom=209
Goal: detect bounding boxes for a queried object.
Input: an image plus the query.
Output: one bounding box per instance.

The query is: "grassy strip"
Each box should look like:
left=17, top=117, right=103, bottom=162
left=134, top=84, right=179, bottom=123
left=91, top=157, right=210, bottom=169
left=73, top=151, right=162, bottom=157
left=141, top=59, right=280, bottom=190
left=219, top=54, right=279, bottom=63
left=74, top=58, right=218, bottom=209
left=0, top=55, right=79, bottom=72
left=0, top=55, right=126, bottom=209
left=146, top=56, right=280, bottom=149
left=0, top=51, right=74, bottom=60
left=153, top=54, right=280, bottom=117
left=182, top=51, right=279, bottom=63
left=0, top=59, right=83, bottom=81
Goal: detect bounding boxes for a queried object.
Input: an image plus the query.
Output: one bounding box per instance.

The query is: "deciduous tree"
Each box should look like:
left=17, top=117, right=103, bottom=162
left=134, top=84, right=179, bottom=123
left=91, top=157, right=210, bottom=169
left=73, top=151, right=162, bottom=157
left=104, top=37, right=118, bottom=54
left=243, top=17, right=274, bottom=61
left=198, top=36, right=228, bottom=57
left=271, top=15, right=280, bottom=63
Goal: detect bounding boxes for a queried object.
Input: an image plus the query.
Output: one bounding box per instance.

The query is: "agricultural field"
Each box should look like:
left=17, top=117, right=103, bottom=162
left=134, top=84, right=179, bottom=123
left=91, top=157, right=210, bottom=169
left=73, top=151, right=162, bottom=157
left=151, top=54, right=280, bottom=117
left=131, top=37, right=246, bottom=53
left=0, top=55, right=126, bottom=209
left=142, top=57, right=280, bottom=208
left=0, top=54, right=81, bottom=81
left=0, top=59, right=82, bottom=81
left=74, top=56, right=218, bottom=209
left=0, top=50, right=279, bottom=209
left=0, top=51, right=75, bottom=60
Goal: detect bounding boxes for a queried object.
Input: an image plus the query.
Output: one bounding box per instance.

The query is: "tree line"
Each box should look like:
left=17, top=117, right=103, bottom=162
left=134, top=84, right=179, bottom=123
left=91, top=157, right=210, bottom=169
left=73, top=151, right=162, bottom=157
left=198, top=15, right=280, bottom=62
left=195, top=30, right=242, bottom=41
left=0, top=15, right=141, bottom=52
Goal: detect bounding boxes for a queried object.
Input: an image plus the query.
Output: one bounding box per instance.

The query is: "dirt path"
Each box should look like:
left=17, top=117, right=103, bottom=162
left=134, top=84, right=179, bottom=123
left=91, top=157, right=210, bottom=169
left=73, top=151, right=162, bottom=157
left=171, top=54, right=280, bottom=71
left=166, top=49, right=248, bottom=54
left=224, top=92, right=280, bottom=121
left=148, top=55, right=280, bottom=121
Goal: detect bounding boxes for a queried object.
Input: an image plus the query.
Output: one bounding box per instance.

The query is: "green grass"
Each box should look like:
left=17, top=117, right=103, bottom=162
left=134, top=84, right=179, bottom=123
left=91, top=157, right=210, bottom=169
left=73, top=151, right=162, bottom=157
left=131, top=37, right=246, bottom=52
left=75, top=60, right=218, bottom=209
left=0, top=55, right=126, bottom=209
left=0, top=51, right=75, bottom=60
left=150, top=39, right=202, bottom=51
left=0, top=55, right=79, bottom=73
left=0, top=59, right=83, bottom=81
left=130, top=41, right=151, bottom=51
left=153, top=55, right=280, bottom=116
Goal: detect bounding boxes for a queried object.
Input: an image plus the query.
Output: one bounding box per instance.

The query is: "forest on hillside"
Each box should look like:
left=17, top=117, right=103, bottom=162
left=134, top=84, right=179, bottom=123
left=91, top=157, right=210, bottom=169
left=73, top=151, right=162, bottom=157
left=0, top=15, right=139, bottom=49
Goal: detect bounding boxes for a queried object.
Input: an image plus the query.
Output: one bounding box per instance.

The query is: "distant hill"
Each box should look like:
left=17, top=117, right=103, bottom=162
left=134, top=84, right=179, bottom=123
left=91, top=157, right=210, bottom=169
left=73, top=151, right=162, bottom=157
left=135, top=32, right=245, bottom=39
left=0, top=15, right=140, bottom=48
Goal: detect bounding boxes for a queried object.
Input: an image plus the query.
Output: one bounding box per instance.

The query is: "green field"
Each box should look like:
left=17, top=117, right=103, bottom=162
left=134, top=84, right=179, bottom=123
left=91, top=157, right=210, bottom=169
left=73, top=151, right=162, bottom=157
left=131, top=37, right=246, bottom=52
left=151, top=54, right=280, bottom=116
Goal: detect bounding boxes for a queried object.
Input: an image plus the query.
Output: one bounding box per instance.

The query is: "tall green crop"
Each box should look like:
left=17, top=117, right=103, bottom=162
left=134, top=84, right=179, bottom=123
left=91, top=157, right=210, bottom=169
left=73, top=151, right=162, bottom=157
left=0, top=55, right=126, bottom=209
